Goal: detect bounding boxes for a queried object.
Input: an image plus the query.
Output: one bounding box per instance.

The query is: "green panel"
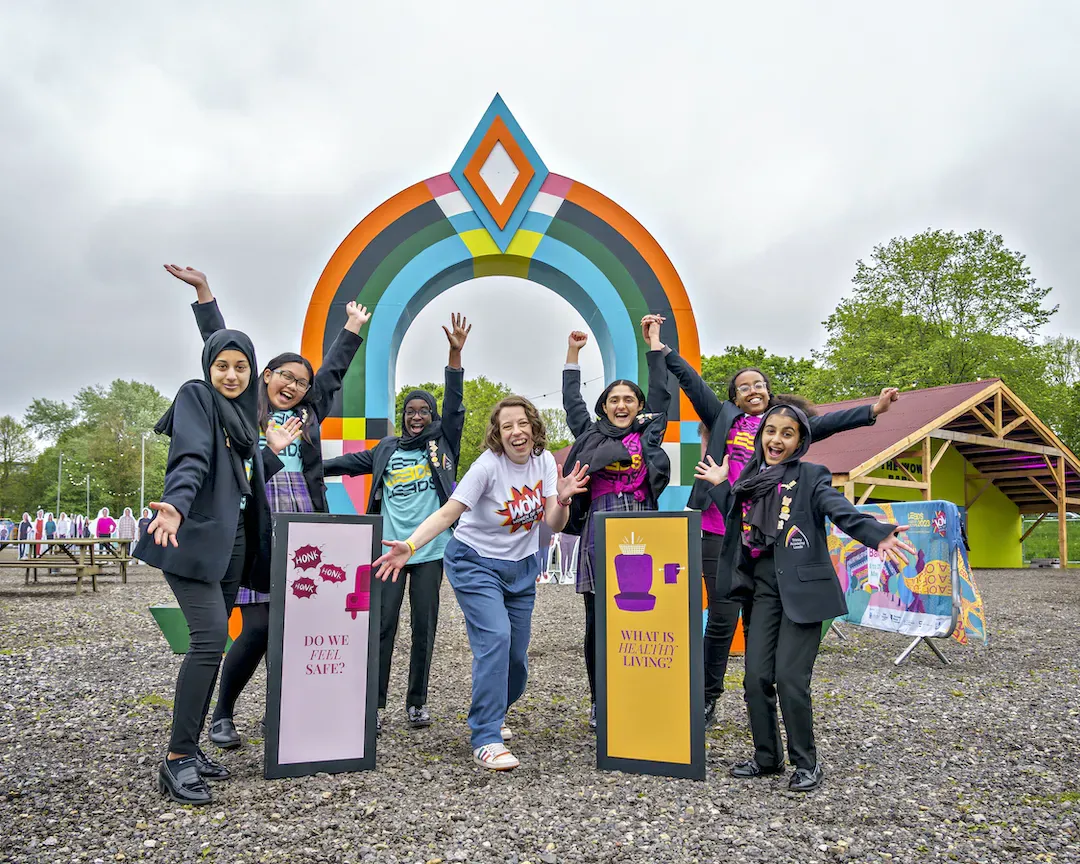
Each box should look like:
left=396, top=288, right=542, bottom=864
left=680, top=443, right=700, bottom=486
left=546, top=218, right=652, bottom=387
left=342, top=221, right=458, bottom=416
left=474, top=253, right=531, bottom=280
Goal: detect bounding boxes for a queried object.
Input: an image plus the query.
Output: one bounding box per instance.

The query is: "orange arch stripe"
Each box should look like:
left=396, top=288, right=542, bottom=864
left=300, top=181, right=434, bottom=373
left=564, top=181, right=701, bottom=423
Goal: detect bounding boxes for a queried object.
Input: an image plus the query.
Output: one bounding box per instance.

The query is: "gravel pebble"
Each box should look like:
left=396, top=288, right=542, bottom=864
left=1, top=565, right=1078, bottom=862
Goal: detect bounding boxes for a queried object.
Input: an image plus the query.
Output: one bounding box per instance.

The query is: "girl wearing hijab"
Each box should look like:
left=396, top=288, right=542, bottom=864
left=18, top=513, right=32, bottom=559
left=323, top=315, right=471, bottom=734
left=703, top=402, right=914, bottom=792
left=373, top=397, right=590, bottom=771
left=644, top=314, right=900, bottom=728
left=561, top=325, right=672, bottom=730
left=136, top=328, right=302, bottom=805
left=164, top=264, right=369, bottom=750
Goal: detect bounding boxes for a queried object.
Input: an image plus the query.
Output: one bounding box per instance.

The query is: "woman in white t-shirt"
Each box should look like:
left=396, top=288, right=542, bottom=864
left=375, top=395, right=590, bottom=771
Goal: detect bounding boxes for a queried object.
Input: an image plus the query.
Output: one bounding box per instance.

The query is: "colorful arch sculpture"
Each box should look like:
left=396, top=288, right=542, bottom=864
left=301, top=95, right=703, bottom=515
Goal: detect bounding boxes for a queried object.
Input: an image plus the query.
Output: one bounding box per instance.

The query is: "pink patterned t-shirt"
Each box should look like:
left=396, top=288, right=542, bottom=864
left=701, top=413, right=762, bottom=535
left=590, top=432, right=648, bottom=501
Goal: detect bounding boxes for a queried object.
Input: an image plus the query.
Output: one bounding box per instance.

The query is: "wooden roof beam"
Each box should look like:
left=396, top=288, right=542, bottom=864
left=929, top=429, right=1062, bottom=457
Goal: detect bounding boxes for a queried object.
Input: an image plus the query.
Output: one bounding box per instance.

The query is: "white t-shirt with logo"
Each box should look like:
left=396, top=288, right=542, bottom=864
left=450, top=449, right=558, bottom=562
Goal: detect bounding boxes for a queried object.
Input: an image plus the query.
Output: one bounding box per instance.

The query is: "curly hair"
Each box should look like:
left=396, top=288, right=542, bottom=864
left=485, top=395, right=547, bottom=457
left=770, top=393, right=818, bottom=417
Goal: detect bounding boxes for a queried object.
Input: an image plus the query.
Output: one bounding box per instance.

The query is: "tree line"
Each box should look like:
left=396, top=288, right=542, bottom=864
left=2, top=228, right=1074, bottom=517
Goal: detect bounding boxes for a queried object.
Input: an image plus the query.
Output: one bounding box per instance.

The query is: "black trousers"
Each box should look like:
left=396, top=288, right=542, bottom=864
left=164, top=519, right=246, bottom=755
left=702, top=531, right=753, bottom=702
left=379, top=557, right=442, bottom=709
left=211, top=602, right=269, bottom=723
left=743, top=554, right=823, bottom=770
left=583, top=591, right=597, bottom=702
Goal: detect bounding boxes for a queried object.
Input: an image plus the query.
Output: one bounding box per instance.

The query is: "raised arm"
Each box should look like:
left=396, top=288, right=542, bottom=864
left=165, top=265, right=225, bottom=341
left=545, top=460, right=590, bottom=532
left=373, top=499, right=469, bottom=582
left=440, top=313, right=470, bottom=462
left=642, top=315, right=725, bottom=427
left=809, top=388, right=899, bottom=442
left=308, top=301, right=369, bottom=421
left=323, top=449, right=376, bottom=478
left=563, top=331, right=595, bottom=437
left=644, top=347, right=672, bottom=417
left=807, top=465, right=914, bottom=565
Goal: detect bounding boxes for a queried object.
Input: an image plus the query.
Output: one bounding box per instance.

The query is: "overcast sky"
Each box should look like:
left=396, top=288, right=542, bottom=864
left=3, top=1, right=1079, bottom=422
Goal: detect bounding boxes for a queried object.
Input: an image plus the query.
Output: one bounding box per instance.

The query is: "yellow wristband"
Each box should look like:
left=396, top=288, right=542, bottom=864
left=405, top=539, right=416, bottom=555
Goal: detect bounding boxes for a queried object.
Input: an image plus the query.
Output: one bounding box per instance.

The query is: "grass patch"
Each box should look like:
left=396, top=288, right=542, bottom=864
left=1024, top=791, right=1080, bottom=805
left=137, top=693, right=172, bottom=709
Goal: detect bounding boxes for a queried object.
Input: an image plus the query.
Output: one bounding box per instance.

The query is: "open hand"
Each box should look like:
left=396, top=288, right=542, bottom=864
left=164, top=264, right=209, bottom=291
left=345, top=301, right=371, bottom=333
left=693, top=454, right=729, bottom=487
left=443, top=313, right=472, bottom=351
left=147, top=501, right=181, bottom=548
left=557, top=461, right=590, bottom=502
left=265, top=416, right=303, bottom=454
left=873, top=387, right=900, bottom=417
left=568, top=331, right=589, bottom=351
left=877, top=525, right=916, bottom=568
left=373, top=539, right=413, bottom=583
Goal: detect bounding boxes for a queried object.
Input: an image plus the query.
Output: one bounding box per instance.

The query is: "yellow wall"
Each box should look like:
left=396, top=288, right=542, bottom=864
left=849, top=443, right=1022, bottom=568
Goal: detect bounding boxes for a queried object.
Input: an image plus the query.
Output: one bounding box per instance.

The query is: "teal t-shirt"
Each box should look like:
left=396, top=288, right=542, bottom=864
left=381, top=447, right=450, bottom=564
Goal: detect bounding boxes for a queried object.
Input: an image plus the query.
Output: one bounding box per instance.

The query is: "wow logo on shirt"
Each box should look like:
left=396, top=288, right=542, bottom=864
left=496, top=482, right=545, bottom=533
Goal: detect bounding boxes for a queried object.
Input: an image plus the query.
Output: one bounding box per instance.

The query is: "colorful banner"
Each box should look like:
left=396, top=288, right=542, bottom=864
left=595, top=511, right=705, bottom=780
left=265, top=515, right=382, bottom=778
left=827, top=500, right=988, bottom=645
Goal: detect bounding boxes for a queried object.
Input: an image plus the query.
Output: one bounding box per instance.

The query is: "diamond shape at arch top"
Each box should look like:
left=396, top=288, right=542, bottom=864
left=450, top=94, right=549, bottom=252
left=462, top=117, right=535, bottom=231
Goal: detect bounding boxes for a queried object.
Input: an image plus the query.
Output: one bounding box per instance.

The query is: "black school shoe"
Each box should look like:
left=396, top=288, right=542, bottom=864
left=195, top=747, right=231, bottom=781
left=730, top=759, right=786, bottom=778
left=704, top=698, right=717, bottom=727
left=158, top=756, right=212, bottom=805
left=407, top=705, right=432, bottom=728
left=208, top=718, right=241, bottom=750
left=588, top=703, right=597, bottom=732
left=789, top=764, right=824, bottom=792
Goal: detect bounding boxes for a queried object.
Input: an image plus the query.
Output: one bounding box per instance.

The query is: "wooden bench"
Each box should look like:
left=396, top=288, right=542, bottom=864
left=0, top=538, right=134, bottom=592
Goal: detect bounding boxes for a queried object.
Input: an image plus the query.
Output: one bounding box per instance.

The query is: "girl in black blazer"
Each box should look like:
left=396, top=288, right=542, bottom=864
left=164, top=264, right=368, bottom=749
left=701, top=402, right=913, bottom=791
left=644, top=314, right=899, bottom=726
left=322, top=313, right=470, bottom=733
left=138, top=329, right=300, bottom=805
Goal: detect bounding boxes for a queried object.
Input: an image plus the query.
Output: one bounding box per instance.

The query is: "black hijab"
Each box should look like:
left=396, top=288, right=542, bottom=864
left=155, top=329, right=260, bottom=495
left=398, top=389, right=443, bottom=451
left=730, top=403, right=813, bottom=550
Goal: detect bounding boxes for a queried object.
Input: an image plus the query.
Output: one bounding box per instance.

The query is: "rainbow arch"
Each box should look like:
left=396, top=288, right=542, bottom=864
left=301, top=95, right=703, bottom=515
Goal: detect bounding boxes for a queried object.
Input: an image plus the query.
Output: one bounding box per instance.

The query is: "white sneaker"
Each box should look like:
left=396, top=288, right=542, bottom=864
left=500, top=723, right=512, bottom=741
left=473, top=743, right=519, bottom=771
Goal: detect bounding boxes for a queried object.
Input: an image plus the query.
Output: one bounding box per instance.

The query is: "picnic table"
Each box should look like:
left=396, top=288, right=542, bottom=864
left=0, top=538, right=135, bottom=592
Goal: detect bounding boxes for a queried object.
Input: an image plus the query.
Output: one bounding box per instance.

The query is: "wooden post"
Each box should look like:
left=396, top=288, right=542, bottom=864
left=922, top=437, right=933, bottom=501
left=844, top=482, right=855, bottom=503
left=1058, top=456, right=1068, bottom=568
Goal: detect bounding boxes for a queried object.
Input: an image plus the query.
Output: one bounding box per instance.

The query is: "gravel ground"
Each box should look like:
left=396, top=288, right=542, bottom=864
left=1, top=563, right=1078, bottom=864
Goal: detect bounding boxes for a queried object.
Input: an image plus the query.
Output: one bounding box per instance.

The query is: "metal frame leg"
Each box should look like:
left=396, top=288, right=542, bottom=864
left=924, top=637, right=950, bottom=664
left=894, top=636, right=950, bottom=666
left=828, top=622, right=849, bottom=641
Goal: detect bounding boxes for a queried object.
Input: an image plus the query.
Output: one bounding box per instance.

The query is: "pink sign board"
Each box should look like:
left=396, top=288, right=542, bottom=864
left=266, top=515, right=379, bottom=777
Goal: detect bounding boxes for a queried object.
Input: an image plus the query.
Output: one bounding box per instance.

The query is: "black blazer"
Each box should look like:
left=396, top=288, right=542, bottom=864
left=192, top=300, right=363, bottom=512
left=322, top=366, right=466, bottom=513
left=715, top=462, right=896, bottom=624
left=663, top=347, right=878, bottom=522
left=135, top=382, right=284, bottom=586
left=561, top=350, right=671, bottom=536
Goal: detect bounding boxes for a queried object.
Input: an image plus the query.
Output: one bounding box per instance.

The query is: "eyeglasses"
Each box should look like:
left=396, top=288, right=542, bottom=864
left=274, top=369, right=310, bottom=391
left=405, top=407, right=432, bottom=419
left=735, top=381, right=769, bottom=395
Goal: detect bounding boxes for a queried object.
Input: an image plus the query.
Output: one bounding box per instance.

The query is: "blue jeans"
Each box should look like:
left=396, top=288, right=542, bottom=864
left=444, top=536, right=538, bottom=748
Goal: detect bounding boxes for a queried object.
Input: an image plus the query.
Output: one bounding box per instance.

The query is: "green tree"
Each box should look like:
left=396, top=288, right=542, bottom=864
left=23, top=398, right=79, bottom=442
left=540, top=408, right=572, bottom=452
left=394, top=376, right=513, bottom=476
left=699, top=346, right=821, bottom=401
left=0, top=416, right=37, bottom=515
left=814, top=229, right=1056, bottom=397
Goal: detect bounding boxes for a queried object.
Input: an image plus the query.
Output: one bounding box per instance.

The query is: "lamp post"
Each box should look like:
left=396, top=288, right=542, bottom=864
left=139, top=432, right=152, bottom=516
left=56, top=452, right=62, bottom=516
left=85, top=474, right=90, bottom=517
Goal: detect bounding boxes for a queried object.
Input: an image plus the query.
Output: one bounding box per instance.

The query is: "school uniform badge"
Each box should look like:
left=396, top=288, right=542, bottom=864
left=785, top=525, right=810, bottom=550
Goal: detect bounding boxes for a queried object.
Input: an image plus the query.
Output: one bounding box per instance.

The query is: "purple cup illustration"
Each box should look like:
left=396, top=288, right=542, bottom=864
left=663, top=562, right=681, bottom=584
left=613, top=534, right=656, bottom=612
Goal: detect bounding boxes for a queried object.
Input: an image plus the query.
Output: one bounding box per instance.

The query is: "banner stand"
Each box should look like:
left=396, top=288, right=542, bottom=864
left=265, top=514, right=382, bottom=779
left=894, top=635, right=950, bottom=667
left=826, top=621, right=849, bottom=642
left=595, top=511, right=704, bottom=781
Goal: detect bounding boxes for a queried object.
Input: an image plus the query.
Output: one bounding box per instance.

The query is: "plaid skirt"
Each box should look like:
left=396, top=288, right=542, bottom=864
left=576, top=492, right=651, bottom=594
left=236, top=471, right=316, bottom=606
